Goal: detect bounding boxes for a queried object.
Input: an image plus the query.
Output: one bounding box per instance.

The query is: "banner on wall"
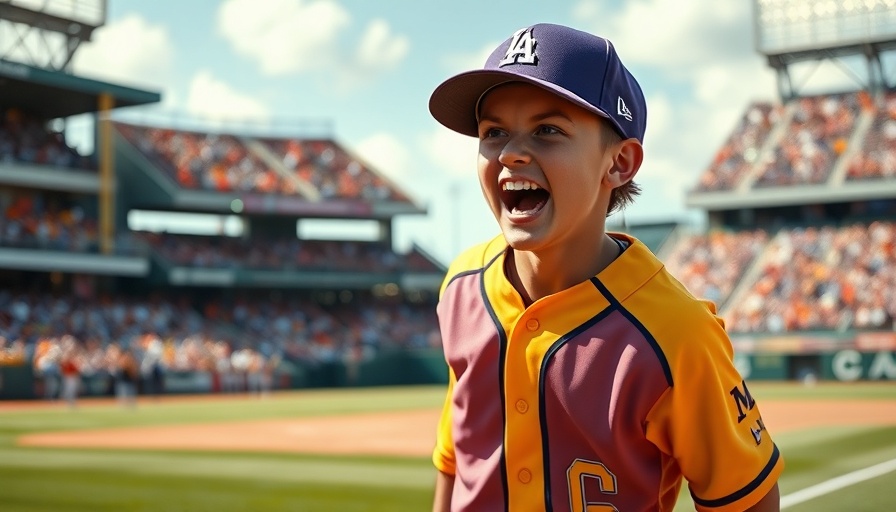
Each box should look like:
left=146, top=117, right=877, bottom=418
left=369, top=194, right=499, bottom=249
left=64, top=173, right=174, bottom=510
left=827, top=350, right=896, bottom=381
left=731, top=331, right=896, bottom=355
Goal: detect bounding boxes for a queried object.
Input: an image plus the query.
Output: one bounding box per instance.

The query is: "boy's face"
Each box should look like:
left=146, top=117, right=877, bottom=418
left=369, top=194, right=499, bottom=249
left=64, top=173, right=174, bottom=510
left=476, top=82, right=618, bottom=255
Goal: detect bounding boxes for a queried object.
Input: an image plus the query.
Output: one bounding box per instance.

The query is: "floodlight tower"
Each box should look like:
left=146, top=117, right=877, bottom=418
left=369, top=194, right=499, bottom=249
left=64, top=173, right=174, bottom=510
left=0, top=0, right=106, bottom=71
left=753, top=0, right=896, bottom=101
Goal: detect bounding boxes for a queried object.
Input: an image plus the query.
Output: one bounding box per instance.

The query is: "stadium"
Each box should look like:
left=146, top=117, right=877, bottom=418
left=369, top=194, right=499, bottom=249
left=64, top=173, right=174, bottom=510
left=0, top=0, right=894, bottom=511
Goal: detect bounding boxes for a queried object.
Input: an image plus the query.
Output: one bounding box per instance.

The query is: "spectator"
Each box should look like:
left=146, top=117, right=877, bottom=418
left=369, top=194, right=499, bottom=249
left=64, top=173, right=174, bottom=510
left=59, top=337, right=83, bottom=408
left=115, top=345, right=140, bottom=408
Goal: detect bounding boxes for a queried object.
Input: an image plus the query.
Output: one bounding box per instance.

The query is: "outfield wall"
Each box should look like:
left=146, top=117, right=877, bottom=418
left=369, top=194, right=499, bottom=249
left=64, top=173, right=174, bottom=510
left=2, top=347, right=895, bottom=400
left=731, top=330, right=896, bottom=381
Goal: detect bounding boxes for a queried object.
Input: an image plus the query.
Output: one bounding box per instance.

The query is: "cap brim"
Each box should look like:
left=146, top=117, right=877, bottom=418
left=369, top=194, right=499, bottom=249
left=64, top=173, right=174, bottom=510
left=429, top=69, right=613, bottom=137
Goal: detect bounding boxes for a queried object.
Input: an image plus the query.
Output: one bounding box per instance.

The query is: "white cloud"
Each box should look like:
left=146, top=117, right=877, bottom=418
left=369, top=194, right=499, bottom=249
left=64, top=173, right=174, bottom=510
left=217, top=0, right=350, bottom=76
left=72, top=14, right=174, bottom=90
left=421, top=128, right=480, bottom=179
left=354, top=132, right=411, bottom=183
left=354, top=19, right=409, bottom=72
left=185, top=70, right=271, bottom=122
left=443, top=40, right=500, bottom=74
left=217, top=0, right=409, bottom=90
left=577, top=0, right=752, bottom=72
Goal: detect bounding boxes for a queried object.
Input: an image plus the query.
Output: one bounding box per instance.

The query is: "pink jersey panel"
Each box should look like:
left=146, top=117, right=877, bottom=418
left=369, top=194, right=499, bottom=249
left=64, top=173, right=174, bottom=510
left=438, top=271, right=507, bottom=511
left=541, top=309, right=672, bottom=511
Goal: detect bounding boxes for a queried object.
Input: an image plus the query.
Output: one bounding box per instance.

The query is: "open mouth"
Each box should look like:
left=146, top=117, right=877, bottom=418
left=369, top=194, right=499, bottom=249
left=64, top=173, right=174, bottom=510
left=500, top=179, right=550, bottom=215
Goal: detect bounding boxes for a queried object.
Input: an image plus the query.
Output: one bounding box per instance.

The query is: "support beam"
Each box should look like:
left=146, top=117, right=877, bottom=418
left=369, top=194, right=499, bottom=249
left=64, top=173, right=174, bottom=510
left=98, top=92, right=115, bottom=255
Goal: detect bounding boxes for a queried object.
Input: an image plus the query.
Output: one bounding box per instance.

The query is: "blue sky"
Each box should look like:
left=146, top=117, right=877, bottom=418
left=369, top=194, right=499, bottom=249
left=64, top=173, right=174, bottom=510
left=20, top=0, right=873, bottom=265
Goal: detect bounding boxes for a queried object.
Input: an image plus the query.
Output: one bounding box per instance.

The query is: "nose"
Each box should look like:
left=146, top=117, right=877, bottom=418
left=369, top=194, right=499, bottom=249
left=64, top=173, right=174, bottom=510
left=497, top=135, right=531, bottom=167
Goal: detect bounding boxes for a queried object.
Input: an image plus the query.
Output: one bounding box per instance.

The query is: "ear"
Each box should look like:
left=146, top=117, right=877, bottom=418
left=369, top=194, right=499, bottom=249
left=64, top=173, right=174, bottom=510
left=603, top=139, right=643, bottom=188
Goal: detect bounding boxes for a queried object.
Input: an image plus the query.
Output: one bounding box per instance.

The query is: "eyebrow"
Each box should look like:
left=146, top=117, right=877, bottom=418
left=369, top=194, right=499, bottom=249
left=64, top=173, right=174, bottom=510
left=478, top=109, right=575, bottom=126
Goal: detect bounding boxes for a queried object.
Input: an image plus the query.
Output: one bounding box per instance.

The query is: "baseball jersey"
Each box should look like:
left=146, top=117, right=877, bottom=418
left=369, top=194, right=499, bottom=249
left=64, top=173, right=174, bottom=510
left=433, top=233, right=783, bottom=512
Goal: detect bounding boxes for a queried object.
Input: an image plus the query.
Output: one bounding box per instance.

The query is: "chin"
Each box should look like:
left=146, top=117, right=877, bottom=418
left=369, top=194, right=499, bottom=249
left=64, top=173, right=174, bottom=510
left=501, top=228, right=544, bottom=253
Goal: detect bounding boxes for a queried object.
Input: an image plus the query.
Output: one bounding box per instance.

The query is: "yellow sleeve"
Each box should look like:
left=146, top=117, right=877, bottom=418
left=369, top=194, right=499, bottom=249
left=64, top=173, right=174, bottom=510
left=645, top=313, right=783, bottom=512
left=432, top=367, right=456, bottom=475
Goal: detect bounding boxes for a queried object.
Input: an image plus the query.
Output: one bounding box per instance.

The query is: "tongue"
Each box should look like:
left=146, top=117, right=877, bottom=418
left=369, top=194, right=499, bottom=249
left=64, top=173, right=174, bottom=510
left=511, top=195, right=546, bottom=215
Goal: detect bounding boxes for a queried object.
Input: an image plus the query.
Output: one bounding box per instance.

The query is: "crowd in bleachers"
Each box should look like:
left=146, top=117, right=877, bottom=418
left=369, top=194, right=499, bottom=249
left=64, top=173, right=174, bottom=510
left=132, top=231, right=442, bottom=273
left=0, top=288, right=442, bottom=393
left=22, top=330, right=279, bottom=402
left=847, top=91, right=896, bottom=181
left=754, top=92, right=869, bottom=188
left=662, top=229, right=769, bottom=307
left=115, top=122, right=411, bottom=203
left=0, top=108, right=91, bottom=169
left=696, top=103, right=780, bottom=192
left=724, top=221, right=895, bottom=332
left=259, top=138, right=409, bottom=202
left=115, top=122, right=291, bottom=194
left=0, top=189, right=99, bottom=252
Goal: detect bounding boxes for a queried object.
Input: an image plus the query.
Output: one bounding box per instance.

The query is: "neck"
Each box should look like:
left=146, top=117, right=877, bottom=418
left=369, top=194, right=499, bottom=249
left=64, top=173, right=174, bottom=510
left=506, top=233, right=621, bottom=306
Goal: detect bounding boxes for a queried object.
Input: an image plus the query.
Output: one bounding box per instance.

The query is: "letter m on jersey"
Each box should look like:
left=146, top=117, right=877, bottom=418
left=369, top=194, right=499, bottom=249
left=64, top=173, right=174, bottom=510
left=499, top=27, right=537, bottom=66
left=729, top=380, right=756, bottom=423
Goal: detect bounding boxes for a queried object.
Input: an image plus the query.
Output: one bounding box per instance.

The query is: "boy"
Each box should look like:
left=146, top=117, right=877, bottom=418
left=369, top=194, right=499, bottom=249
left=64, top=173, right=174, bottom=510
left=427, top=23, right=782, bottom=511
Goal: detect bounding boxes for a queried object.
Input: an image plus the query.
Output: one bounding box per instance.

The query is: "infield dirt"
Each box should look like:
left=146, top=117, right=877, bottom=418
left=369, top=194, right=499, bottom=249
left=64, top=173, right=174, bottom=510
left=13, top=396, right=896, bottom=457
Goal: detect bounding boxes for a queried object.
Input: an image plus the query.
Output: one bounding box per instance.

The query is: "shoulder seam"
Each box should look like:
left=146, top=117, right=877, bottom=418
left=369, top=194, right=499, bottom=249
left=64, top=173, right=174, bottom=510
left=590, top=276, right=674, bottom=387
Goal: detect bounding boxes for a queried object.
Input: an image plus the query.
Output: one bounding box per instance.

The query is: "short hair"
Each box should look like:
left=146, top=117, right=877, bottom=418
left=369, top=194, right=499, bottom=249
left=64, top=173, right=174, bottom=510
left=599, top=120, right=641, bottom=216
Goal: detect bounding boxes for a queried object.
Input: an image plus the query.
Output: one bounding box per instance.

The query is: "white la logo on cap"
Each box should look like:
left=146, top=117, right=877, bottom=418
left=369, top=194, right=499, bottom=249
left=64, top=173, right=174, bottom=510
left=499, top=27, right=537, bottom=66
left=617, top=96, right=633, bottom=121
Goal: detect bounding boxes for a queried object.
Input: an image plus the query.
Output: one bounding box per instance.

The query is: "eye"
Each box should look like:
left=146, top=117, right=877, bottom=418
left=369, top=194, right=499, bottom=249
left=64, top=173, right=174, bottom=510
left=535, top=124, right=563, bottom=136
left=479, top=126, right=506, bottom=139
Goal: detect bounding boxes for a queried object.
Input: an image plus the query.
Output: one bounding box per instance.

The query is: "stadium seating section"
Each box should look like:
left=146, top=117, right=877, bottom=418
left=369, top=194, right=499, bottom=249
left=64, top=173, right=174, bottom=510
left=115, top=122, right=410, bottom=202
left=847, top=91, right=896, bottom=181
left=1, top=108, right=91, bottom=170
left=0, top=189, right=99, bottom=252
left=662, top=221, right=895, bottom=333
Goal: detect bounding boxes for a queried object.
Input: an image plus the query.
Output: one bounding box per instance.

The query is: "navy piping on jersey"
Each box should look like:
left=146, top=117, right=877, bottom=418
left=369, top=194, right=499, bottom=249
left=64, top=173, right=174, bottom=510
left=611, top=235, right=627, bottom=253
left=480, top=254, right=510, bottom=512
left=537, top=307, right=618, bottom=512
left=590, top=277, right=673, bottom=387
left=691, top=444, right=781, bottom=508
left=442, top=249, right=505, bottom=293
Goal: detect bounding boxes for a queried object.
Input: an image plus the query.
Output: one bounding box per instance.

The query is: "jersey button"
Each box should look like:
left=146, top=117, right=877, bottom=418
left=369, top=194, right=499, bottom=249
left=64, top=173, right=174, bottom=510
left=525, top=318, right=539, bottom=331
left=518, top=468, right=532, bottom=484
left=515, top=400, right=528, bottom=413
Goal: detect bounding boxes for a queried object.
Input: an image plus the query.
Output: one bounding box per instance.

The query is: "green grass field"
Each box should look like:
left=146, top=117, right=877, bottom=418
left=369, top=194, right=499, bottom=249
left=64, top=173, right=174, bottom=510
left=0, top=383, right=894, bottom=511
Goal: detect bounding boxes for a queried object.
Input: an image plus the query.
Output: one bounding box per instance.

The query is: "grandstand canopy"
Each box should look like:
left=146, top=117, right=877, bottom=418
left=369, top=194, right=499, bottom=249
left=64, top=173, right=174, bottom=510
left=0, top=58, right=160, bottom=118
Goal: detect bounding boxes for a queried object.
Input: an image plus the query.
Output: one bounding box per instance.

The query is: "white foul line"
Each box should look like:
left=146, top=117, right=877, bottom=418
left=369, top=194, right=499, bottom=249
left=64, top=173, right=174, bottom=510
left=781, top=458, right=896, bottom=509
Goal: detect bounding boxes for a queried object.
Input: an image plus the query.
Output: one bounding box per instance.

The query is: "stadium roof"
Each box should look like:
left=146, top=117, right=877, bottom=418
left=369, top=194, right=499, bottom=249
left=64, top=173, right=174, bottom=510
left=0, top=58, right=160, bottom=118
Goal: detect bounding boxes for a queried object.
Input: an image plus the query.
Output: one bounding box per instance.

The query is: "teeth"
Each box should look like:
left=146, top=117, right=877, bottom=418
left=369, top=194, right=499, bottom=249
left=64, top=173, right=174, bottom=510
left=502, top=180, right=540, bottom=191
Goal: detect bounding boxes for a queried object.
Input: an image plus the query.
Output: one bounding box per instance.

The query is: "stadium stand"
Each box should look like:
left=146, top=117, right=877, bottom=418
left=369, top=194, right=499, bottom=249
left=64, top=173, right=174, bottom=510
left=696, top=102, right=782, bottom=192
left=674, top=88, right=896, bottom=342
left=256, top=136, right=411, bottom=202
left=114, top=122, right=291, bottom=194
left=667, top=87, right=896, bottom=331
left=0, top=188, right=98, bottom=251
left=0, top=51, right=444, bottom=399
left=753, top=92, right=870, bottom=188
left=847, top=91, right=896, bottom=181
left=1, top=107, right=92, bottom=169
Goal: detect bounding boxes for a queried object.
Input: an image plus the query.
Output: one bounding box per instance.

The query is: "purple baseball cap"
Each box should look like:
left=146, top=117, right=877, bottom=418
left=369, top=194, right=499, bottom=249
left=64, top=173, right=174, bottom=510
left=429, top=23, right=647, bottom=143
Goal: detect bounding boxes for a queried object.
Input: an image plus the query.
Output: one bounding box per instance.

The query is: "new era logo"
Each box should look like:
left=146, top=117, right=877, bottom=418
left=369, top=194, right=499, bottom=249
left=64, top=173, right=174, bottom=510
left=617, top=97, right=633, bottom=121
left=499, top=27, right=537, bottom=67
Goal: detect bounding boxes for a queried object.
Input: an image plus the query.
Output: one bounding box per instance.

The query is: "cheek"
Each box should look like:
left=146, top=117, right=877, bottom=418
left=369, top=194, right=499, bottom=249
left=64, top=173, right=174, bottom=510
left=477, top=156, right=502, bottom=214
